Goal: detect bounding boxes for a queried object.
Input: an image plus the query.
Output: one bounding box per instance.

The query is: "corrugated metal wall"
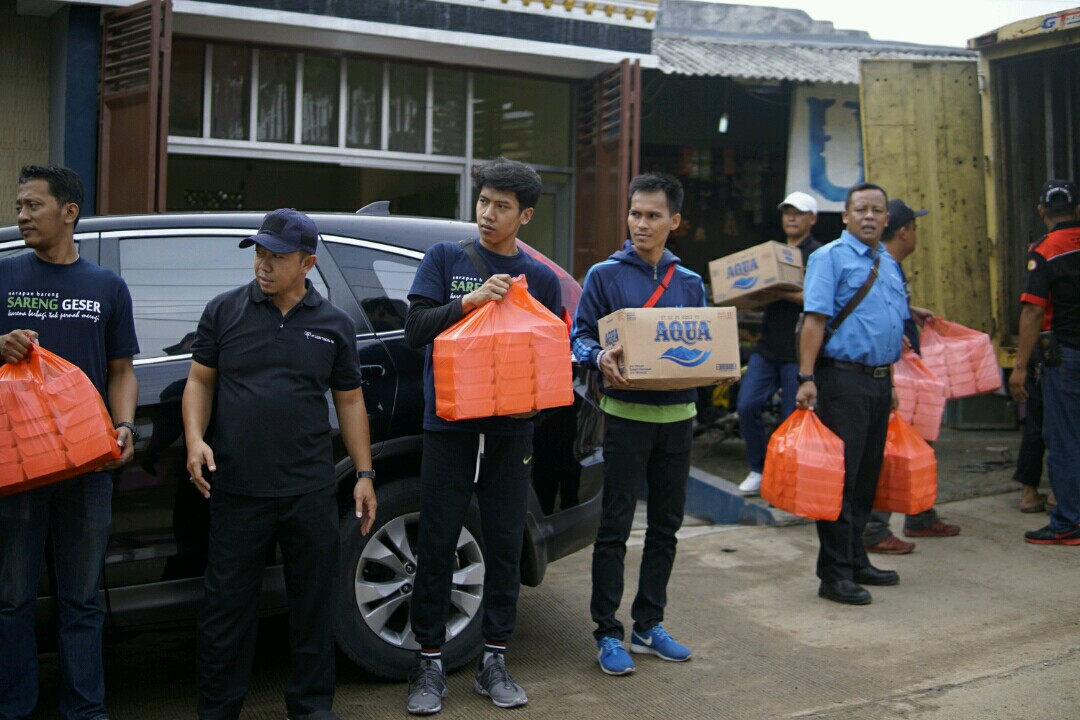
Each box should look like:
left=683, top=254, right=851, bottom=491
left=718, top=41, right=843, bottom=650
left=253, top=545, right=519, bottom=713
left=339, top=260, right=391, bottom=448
left=0, top=4, right=50, bottom=226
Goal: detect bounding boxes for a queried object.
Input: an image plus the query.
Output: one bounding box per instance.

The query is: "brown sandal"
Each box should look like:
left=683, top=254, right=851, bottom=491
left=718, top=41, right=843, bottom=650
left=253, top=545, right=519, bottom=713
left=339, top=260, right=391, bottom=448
left=1020, top=498, right=1046, bottom=513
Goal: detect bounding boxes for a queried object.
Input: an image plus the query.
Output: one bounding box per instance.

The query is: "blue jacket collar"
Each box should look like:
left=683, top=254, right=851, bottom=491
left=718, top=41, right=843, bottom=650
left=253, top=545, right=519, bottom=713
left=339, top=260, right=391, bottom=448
left=611, top=239, right=681, bottom=270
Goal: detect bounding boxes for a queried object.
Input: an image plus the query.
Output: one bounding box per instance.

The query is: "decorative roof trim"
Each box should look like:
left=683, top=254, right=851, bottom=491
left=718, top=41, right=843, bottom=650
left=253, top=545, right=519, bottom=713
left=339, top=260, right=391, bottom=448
left=433, top=0, right=658, bottom=27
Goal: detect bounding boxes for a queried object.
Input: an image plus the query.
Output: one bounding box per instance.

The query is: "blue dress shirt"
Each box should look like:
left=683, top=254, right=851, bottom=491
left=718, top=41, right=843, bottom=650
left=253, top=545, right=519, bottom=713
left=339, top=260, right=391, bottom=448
left=803, top=230, right=909, bottom=366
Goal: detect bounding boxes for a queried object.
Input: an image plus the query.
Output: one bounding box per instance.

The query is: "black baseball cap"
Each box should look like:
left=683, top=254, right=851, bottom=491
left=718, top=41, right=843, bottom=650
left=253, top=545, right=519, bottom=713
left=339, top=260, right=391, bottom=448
left=885, top=199, right=928, bottom=237
left=239, top=208, right=319, bottom=253
left=1039, top=179, right=1077, bottom=209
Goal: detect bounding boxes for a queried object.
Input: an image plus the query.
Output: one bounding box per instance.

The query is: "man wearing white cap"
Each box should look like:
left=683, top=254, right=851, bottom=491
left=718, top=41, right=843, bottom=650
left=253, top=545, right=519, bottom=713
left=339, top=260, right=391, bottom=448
left=737, top=192, right=823, bottom=494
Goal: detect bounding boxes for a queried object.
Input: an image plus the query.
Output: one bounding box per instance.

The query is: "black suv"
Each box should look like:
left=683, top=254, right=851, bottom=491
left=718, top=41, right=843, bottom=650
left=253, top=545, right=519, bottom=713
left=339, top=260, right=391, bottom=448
left=0, top=209, right=604, bottom=679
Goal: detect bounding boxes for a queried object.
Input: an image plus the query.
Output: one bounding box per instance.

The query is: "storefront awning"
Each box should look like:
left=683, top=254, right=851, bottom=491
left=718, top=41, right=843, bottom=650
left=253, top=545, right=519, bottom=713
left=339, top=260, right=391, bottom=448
left=654, top=35, right=973, bottom=84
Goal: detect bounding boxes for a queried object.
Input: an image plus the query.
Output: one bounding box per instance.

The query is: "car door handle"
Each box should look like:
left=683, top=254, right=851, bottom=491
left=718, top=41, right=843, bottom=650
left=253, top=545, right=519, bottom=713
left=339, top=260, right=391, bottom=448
left=360, top=364, right=386, bottom=379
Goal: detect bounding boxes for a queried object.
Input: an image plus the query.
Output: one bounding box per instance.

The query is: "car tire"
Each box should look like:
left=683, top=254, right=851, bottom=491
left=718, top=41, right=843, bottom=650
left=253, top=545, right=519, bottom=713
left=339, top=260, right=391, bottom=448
left=335, top=480, right=486, bottom=680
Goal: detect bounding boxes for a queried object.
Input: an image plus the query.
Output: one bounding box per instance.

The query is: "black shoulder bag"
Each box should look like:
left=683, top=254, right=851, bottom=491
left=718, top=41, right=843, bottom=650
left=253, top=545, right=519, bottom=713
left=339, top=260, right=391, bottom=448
left=459, top=238, right=492, bottom=282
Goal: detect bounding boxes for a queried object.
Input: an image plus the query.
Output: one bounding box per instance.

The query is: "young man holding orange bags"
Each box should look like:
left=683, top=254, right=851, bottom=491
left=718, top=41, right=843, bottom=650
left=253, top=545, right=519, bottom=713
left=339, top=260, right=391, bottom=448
left=403, top=158, right=560, bottom=715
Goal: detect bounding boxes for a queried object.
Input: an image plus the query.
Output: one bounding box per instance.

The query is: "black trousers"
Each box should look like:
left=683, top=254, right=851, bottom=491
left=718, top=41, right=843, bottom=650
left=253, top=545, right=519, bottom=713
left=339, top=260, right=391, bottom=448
left=197, top=487, right=338, bottom=720
left=410, top=430, right=532, bottom=649
left=591, top=415, right=692, bottom=641
left=1014, top=361, right=1045, bottom=488
left=813, top=365, right=892, bottom=583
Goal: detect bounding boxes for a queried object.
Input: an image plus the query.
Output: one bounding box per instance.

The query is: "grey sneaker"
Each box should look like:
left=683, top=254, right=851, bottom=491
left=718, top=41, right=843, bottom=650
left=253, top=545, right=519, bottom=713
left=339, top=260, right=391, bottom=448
left=407, top=659, right=448, bottom=715
left=474, top=653, right=528, bottom=709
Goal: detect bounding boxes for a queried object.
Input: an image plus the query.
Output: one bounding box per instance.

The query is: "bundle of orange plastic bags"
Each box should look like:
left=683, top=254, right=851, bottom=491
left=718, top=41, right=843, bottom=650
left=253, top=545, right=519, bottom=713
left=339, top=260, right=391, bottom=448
left=893, top=349, right=946, bottom=441
left=1, top=344, right=121, bottom=496
left=874, top=412, right=937, bottom=514
left=761, top=408, right=845, bottom=521
left=919, top=318, right=1002, bottom=399
left=434, top=276, right=573, bottom=421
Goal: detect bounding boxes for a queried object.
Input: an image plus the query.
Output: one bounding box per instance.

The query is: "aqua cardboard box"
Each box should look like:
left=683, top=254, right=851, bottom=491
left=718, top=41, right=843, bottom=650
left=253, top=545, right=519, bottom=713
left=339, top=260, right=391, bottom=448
left=598, top=307, right=741, bottom=390
left=708, top=241, right=804, bottom=307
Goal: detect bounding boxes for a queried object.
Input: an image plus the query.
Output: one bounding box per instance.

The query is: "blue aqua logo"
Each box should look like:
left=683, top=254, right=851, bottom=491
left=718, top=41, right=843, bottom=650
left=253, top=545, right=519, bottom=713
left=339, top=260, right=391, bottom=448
left=660, top=347, right=712, bottom=367
left=604, top=328, right=619, bottom=346
left=732, top=276, right=759, bottom=291
left=654, top=321, right=712, bottom=344
left=726, top=258, right=759, bottom=278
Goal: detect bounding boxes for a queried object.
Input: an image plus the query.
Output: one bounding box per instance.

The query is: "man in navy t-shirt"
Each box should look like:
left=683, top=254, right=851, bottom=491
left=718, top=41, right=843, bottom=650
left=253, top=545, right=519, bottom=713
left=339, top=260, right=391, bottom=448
left=403, top=158, right=560, bottom=715
left=0, top=166, right=139, bottom=720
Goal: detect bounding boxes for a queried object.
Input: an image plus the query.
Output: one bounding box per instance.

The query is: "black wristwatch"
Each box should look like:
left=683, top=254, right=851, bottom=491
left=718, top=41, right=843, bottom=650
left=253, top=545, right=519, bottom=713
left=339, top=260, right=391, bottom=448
left=356, top=469, right=376, bottom=481
left=115, top=421, right=139, bottom=441
left=796, top=373, right=816, bottom=385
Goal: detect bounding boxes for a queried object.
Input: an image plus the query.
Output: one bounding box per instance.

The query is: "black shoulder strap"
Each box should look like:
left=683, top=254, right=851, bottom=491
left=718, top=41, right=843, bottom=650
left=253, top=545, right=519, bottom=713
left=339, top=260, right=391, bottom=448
left=459, top=238, right=492, bottom=282
left=827, top=253, right=880, bottom=334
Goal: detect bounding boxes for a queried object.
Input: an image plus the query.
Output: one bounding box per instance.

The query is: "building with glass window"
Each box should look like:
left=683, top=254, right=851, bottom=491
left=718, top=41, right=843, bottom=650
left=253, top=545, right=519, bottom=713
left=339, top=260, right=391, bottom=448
left=4, top=0, right=657, bottom=274
left=3, top=0, right=974, bottom=280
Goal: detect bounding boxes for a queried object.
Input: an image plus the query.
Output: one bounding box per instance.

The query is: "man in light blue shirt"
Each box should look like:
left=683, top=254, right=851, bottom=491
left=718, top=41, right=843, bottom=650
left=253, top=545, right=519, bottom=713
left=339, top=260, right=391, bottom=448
left=795, top=182, right=909, bottom=606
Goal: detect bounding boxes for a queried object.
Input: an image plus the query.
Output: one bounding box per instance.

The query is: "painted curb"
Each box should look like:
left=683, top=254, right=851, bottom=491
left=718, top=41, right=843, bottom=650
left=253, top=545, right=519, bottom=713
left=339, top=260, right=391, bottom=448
left=685, top=466, right=811, bottom=526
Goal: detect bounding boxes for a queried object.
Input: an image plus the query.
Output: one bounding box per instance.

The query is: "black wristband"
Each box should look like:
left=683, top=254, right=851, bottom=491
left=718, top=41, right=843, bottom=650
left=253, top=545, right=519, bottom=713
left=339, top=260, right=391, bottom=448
left=796, top=373, right=815, bottom=385
left=115, top=421, right=139, bottom=441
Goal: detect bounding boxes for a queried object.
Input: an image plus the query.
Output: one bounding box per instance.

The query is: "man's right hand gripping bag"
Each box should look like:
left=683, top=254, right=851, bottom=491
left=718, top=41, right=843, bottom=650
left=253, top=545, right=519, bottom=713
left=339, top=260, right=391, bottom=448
left=433, top=277, right=573, bottom=421
left=761, top=408, right=845, bottom=521
left=874, top=412, right=937, bottom=514
left=0, top=344, right=121, bottom=495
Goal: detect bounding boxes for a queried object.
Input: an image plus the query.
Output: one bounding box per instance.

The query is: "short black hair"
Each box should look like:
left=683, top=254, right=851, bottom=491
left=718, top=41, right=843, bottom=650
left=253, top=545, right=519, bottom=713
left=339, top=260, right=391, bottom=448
left=471, top=158, right=542, bottom=211
left=844, top=182, right=888, bottom=210
left=19, top=165, right=85, bottom=216
left=628, top=173, right=683, bottom=215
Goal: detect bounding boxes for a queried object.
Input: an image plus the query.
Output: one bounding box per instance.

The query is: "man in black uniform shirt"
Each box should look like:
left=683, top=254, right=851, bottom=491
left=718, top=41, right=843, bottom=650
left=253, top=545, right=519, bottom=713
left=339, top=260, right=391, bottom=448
left=737, top=191, right=822, bottom=495
left=183, top=209, right=377, bottom=720
left=1009, top=180, right=1080, bottom=545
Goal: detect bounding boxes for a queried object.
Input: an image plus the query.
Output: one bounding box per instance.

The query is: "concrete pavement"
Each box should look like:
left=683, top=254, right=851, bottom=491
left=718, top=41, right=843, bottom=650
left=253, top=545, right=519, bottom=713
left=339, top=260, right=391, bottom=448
left=30, top=489, right=1078, bottom=719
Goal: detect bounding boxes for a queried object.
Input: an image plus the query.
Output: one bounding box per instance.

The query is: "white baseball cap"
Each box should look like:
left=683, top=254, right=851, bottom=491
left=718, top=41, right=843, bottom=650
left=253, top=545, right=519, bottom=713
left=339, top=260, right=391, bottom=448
left=778, top=192, right=818, bottom=215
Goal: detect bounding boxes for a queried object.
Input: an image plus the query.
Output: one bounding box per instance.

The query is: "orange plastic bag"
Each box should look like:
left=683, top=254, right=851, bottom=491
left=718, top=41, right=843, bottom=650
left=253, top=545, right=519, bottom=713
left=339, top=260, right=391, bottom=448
left=874, top=412, right=937, bottom=514
left=434, top=277, right=573, bottom=421
left=893, top=349, right=946, bottom=441
left=0, top=344, right=121, bottom=496
left=919, top=318, right=1002, bottom=399
left=761, top=408, right=845, bottom=521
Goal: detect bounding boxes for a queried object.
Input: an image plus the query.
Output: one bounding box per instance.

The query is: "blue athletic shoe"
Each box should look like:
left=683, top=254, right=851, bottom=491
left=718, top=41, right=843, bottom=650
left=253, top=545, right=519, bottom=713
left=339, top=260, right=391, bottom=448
left=630, top=624, right=692, bottom=661
left=597, top=636, right=635, bottom=675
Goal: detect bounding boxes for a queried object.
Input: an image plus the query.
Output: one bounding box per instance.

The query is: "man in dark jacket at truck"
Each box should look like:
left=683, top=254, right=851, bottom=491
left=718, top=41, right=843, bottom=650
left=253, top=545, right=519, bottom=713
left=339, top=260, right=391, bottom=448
left=571, top=173, right=716, bottom=676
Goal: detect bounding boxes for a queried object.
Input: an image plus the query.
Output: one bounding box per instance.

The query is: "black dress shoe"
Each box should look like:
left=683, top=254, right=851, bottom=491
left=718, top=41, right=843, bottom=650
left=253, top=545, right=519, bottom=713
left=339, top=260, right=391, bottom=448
left=818, top=579, right=872, bottom=605
left=854, top=565, right=900, bottom=586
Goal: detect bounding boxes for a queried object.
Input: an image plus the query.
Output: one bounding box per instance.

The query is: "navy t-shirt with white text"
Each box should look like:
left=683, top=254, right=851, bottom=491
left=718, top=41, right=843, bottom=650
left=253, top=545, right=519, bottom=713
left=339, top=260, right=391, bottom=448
left=408, top=239, right=561, bottom=435
left=1, top=253, right=139, bottom=402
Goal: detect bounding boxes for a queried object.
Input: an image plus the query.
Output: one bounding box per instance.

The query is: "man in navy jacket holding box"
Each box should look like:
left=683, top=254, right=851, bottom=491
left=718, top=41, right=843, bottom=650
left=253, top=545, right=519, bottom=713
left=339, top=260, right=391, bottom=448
left=571, top=173, right=714, bottom=676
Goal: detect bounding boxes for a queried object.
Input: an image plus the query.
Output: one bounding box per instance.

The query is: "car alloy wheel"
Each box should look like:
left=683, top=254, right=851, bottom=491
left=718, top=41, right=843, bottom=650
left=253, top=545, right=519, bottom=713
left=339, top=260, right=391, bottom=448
left=352, top=510, right=485, bottom=650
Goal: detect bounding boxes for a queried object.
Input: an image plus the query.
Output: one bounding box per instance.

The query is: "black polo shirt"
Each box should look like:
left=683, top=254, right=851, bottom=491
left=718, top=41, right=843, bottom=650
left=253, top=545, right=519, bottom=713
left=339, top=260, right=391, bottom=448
left=755, top=234, right=823, bottom=363
left=191, top=279, right=362, bottom=497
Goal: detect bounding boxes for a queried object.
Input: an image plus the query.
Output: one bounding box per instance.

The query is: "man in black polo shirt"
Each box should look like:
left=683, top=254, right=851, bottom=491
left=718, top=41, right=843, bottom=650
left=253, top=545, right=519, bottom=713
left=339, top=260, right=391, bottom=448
left=183, top=209, right=377, bottom=720
left=736, top=191, right=822, bottom=495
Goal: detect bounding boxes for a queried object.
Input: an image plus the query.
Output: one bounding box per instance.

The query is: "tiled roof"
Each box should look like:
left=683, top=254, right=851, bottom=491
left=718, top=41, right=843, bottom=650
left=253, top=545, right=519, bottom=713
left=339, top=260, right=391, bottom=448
left=654, top=35, right=975, bottom=84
